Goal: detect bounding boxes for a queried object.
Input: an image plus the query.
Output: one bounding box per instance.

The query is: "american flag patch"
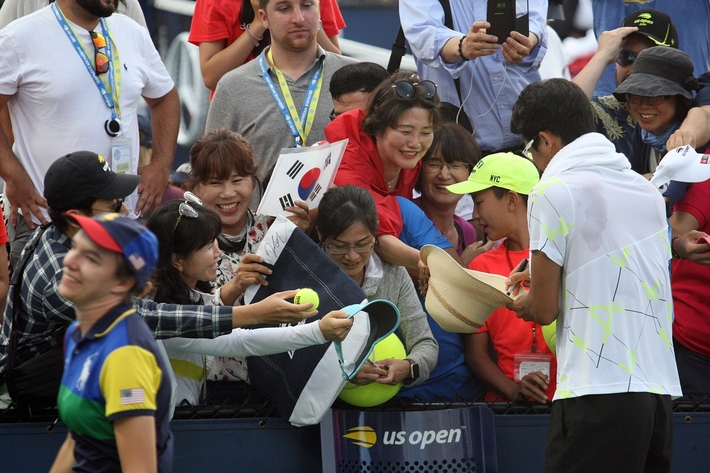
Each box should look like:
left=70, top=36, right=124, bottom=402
left=120, top=388, right=145, bottom=405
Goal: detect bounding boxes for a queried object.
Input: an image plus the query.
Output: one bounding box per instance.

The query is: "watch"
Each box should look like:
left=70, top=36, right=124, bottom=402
left=405, top=358, right=420, bottom=382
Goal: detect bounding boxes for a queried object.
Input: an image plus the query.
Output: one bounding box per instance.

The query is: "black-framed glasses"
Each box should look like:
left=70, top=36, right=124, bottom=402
left=91, top=198, right=124, bottom=214
left=616, top=49, right=636, bottom=68
left=329, top=109, right=339, bottom=121
left=325, top=241, right=376, bottom=255
left=90, top=31, right=109, bottom=75
left=423, top=160, right=471, bottom=173
left=174, top=192, right=202, bottom=230
left=624, top=94, right=671, bottom=106
left=391, top=80, right=438, bottom=99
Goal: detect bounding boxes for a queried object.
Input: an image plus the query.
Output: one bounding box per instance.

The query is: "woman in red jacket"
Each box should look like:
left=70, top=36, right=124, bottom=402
left=324, top=71, right=444, bottom=269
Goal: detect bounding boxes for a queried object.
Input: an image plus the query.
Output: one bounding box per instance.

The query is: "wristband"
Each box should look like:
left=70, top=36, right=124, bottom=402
left=241, top=23, right=263, bottom=48
left=671, top=235, right=685, bottom=260
left=458, top=36, right=469, bottom=61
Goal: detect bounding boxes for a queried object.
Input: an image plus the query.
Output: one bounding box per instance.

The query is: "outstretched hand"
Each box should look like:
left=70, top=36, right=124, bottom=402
left=253, top=290, right=318, bottom=324
left=318, top=310, right=353, bottom=341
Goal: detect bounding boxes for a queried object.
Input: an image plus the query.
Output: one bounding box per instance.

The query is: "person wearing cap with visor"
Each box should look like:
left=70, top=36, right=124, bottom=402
left=0, top=151, right=315, bottom=409
left=572, top=9, right=710, bottom=160
left=49, top=214, right=172, bottom=472
left=446, top=153, right=555, bottom=404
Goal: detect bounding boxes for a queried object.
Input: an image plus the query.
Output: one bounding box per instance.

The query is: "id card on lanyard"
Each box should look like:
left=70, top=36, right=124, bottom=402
left=259, top=48, right=324, bottom=147
left=53, top=2, right=128, bottom=172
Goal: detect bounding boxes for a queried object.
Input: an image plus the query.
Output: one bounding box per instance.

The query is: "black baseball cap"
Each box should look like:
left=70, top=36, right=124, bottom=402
left=622, top=9, right=679, bottom=48
left=44, top=151, right=141, bottom=209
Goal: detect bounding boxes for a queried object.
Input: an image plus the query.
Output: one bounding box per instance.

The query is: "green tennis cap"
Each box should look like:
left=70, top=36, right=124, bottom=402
left=446, top=152, right=540, bottom=195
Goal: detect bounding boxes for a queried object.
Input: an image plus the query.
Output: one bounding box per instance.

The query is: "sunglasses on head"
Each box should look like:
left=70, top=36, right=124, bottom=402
left=389, top=80, right=438, bottom=100
left=174, top=192, right=202, bottom=230
left=616, top=49, right=637, bottom=68
left=91, top=31, right=109, bottom=75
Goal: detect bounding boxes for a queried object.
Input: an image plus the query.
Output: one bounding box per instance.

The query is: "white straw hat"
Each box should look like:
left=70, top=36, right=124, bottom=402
left=420, top=245, right=512, bottom=332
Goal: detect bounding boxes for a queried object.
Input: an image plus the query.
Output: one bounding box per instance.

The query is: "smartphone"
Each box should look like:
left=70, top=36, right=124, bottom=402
left=487, top=1, right=529, bottom=43
left=487, top=0, right=516, bottom=44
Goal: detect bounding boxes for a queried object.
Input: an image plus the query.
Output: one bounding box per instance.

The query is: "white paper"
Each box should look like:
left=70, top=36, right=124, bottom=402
left=256, top=139, right=348, bottom=216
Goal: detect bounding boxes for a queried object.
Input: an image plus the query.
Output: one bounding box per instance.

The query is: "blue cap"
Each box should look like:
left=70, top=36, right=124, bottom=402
left=66, top=213, right=158, bottom=287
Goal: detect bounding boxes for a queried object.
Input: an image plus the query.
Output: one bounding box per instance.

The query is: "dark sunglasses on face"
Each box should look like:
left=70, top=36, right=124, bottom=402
left=624, top=94, right=671, bottom=106
left=91, top=198, right=124, bottom=214
left=91, top=31, right=109, bottom=75
left=616, top=49, right=637, bottom=68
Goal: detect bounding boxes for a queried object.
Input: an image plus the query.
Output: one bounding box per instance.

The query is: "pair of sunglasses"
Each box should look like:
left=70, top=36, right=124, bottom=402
left=623, top=94, right=671, bottom=106
left=91, top=31, right=109, bottom=75
left=390, top=80, right=438, bottom=100
left=616, top=49, right=636, bottom=68
left=174, top=192, right=202, bottom=230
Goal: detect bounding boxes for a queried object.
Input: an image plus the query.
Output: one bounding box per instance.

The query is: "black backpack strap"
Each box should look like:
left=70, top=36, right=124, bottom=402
left=387, top=27, right=408, bottom=74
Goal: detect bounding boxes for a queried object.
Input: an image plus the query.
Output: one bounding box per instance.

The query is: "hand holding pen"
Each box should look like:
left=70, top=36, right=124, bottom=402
left=506, top=258, right=529, bottom=296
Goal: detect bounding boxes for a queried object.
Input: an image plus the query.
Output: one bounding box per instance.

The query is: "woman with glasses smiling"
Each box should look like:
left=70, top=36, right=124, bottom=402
left=325, top=71, right=451, bottom=270
left=314, top=185, right=437, bottom=390
left=612, top=47, right=705, bottom=194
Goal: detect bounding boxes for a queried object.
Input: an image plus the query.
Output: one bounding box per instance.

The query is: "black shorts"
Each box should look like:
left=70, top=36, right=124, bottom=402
left=544, top=392, right=673, bottom=473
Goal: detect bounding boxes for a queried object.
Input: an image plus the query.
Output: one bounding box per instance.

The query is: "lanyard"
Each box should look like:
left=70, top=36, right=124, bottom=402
left=52, top=2, right=122, bottom=120
left=259, top=48, right=323, bottom=147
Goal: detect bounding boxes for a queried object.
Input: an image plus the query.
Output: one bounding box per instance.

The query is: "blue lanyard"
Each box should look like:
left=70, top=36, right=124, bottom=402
left=52, top=2, right=119, bottom=121
left=258, top=49, right=324, bottom=147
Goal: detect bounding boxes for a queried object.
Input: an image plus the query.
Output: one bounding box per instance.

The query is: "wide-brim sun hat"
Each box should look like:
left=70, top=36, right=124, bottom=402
left=613, top=47, right=697, bottom=101
left=420, top=245, right=513, bottom=333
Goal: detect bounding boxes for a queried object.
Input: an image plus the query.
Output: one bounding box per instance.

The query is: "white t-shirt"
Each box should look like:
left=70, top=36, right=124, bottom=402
left=528, top=133, right=682, bottom=401
left=0, top=6, right=174, bottom=217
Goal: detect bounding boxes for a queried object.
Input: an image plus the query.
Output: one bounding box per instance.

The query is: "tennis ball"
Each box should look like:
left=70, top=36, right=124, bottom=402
left=542, top=320, right=557, bottom=355
left=294, top=288, right=319, bottom=310
left=338, top=333, right=407, bottom=407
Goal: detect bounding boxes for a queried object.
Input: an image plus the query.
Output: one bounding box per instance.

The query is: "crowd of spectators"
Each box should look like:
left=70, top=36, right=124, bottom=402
left=0, top=0, right=709, bottom=471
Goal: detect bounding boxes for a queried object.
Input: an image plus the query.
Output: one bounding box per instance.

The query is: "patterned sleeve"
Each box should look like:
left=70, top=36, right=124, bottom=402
left=133, top=298, right=234, bottom=339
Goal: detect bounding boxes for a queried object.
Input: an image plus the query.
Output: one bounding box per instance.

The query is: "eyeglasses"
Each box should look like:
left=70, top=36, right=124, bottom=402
left=325, top=241, right=376, bottom=255
left=616, top=49, right=637, bottom=68
left=387, top=80, right=438, bottom=100
left=624, top=94, right=672, bottom=106
left=329, top=109, right=339, bottom=121
left=91, top=198, right=124, bottom=214
left=91, top=31, right=109, bottom=75
left=174, top=192, right=202, bottom=230
left=423, top=160, right=471, bottom=173
left=522, top=138, right=535, bottom=158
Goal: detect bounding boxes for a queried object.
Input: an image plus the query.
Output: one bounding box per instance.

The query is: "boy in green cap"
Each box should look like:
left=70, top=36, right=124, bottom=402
left=447, top=152, right=555, bottom=403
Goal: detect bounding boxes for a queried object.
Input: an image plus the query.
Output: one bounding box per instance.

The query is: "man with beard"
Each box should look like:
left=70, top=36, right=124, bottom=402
left=205, top=0, right=356, bottom=200
left=571, top=9, right=710, bottom=163
left=0, top=0, right=179, bottom=267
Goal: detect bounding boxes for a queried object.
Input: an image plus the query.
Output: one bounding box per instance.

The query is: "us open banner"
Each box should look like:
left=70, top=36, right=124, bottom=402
left=321, top=407, right=499, bottom=472
left=257, top=139, right=348, bottom=217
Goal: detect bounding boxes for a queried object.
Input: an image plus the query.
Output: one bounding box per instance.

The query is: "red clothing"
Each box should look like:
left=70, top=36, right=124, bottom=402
left=188, top=0, right=344, bottom=48
left=325, top=109, right=422, bottom=237
left=0, top=216, right=7, bottom=246
left=469, top=242, right=557, bottom=401
left=672, top=179, right=710, bottom=358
